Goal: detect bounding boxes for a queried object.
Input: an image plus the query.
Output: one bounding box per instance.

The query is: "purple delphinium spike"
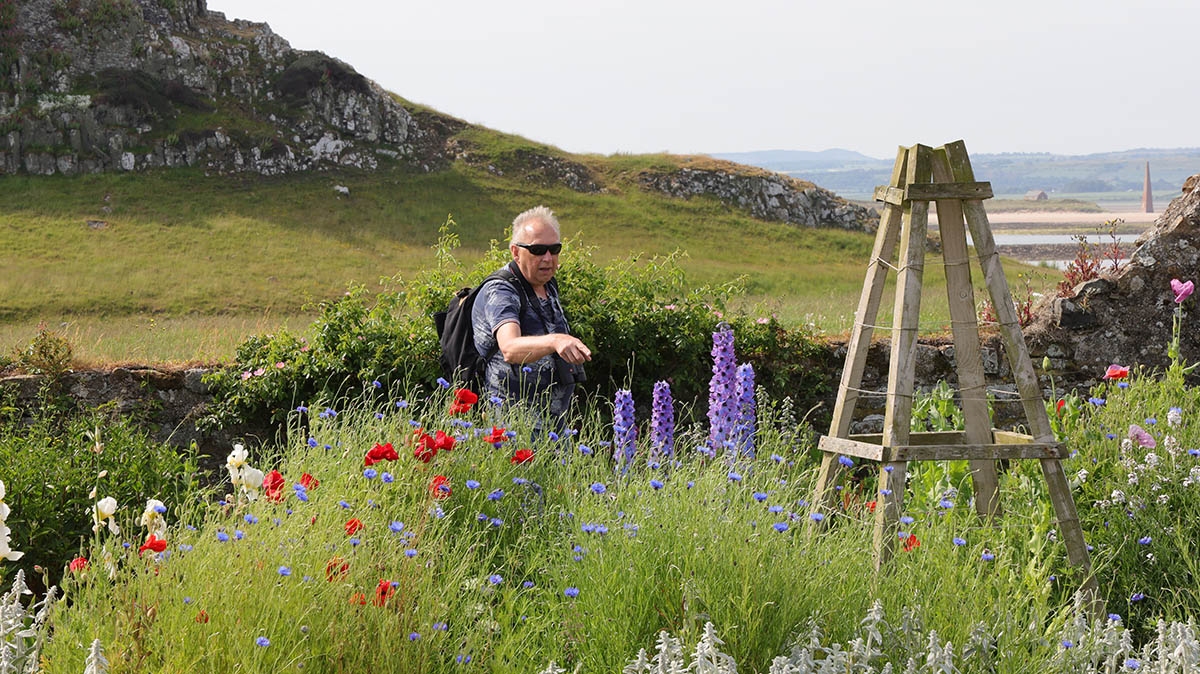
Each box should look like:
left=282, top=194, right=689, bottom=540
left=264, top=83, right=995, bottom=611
left=707, top=327, right=736, bottom=455
left=733, top=362, right=756, bottom=457
left=651, top=380, right=675, bottom=460
left=613, top=389, right=636, bottom=474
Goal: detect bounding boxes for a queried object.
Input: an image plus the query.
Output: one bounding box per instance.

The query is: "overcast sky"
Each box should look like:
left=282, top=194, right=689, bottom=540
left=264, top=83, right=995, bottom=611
left=208, top=0, right=1198, bottom=159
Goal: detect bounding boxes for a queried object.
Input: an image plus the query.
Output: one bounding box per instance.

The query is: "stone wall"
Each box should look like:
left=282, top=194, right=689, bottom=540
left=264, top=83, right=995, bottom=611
left=1025, top=175, right=1200, bottom=381
left=638, top=165, right=879, bottom=232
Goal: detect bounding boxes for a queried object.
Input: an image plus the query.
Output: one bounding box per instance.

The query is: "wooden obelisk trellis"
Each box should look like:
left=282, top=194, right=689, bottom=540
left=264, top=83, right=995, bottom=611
left=807, top=141, right=1097, bottom=599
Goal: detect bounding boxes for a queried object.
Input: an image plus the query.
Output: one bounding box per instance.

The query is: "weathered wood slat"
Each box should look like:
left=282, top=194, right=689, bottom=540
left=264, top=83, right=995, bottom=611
left=905, top=181, right=993, bottom=201
left=809, top=146, right=909, bottom=533
left=991, top=429, right=1036, bottom=444
left=931, top=145, right=1001, bottom=521
left=850, top=430, right=966, bottom=446
left=817, top=435, right=884, bottom=462
left=876, top=143, right=932, bottom=569
left=873, top=185, right=906, bottom=205
left=887, top=443, right=1066, bottom=462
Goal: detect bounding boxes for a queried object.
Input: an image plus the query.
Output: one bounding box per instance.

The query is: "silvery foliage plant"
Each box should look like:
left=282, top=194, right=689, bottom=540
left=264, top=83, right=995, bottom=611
left=0, top=570, right=58, bottom=674
left=617, top=595, right=1200, bottom=673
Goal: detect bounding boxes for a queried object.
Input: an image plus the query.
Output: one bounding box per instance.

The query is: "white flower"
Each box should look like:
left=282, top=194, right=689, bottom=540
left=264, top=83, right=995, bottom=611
left=1158, top=494, right=1170, bottom=505
left=92, top=497, right=119, bottom=534
left=0, top=479, right=9, bottom=522
left=1121, top=439, right=1133, bottom=452
left=1074, top=469, right=1089, bottom=484
left=1144, top=452, right=1160, bottom=469
left=1168, top=408, right=1183, bottom=428
left=1111, top=489, right=1126, bottom=503
left=1128, top=473, right=1139, bottom=485
left=139, top=499, right=167, bottom=539
left=227, top=443, right=247, bottom=469
left=240, top=466, right=264, bottom=502
left=0, top=523, right=23, bottom=562
left=1164, top=435, right=1181, bottom=456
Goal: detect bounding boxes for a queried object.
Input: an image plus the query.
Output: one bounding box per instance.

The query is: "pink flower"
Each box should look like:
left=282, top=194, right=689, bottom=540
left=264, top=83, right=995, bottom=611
left=241, top=371, right=252, bottom=380
left=275, top=362, right=286, bottom=369
left=756, top=317, right=769, bottom=324
left=1171, top=279, right=1194, bottom=304
left=1129, top=424, right=1156, bottom=449
left=253, top=368, right=265, bottom=376
left=663, top=304, right=677, bottom=311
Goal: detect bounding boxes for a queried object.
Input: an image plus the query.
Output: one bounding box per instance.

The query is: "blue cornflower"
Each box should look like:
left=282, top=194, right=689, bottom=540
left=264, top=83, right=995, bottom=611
left=278, top=566, right=291, bottom=576
left=1108, top=613, right=1122, bottom=622
left=488, top=574, right=503, bottom=585
left=179, top=544, right=193, bottom=552
left=810, top=512, right=825, bottom=522
left=244, top=514, right=257, bottom=524
left=153, top=504, right=168, bottom=514
left=372, top=380, right=382, bottom=388
left=295, top=491, right=308, bottom=502
left=364, top=468, right=378, bottom=479
left=1130, top=592, right=1145, bottom=602
left=772, top=522, right=789, bottom=532
left=396, top=399, right=408, bottom=408
left=880, top=489, right=893, bottom=496
left=578, top=444, right=592, bottom=455
left=953, top=537, right=966, bottom=546
left=838, top=455, right=854, bottom=467
left=409, top=632, right=420, bottom=641
left=390, top=521, right=405, bottom=533
left=548, top=431, right=559, bottom=442
left=728, top=472, right=742, bottom=482
left=256, top=637, right=270, bottom=647
left=1118, top=382, right=1129, bottom=388
left=590, top=482, right=607, bottom=494
left=1125, top=659, right=1140, bottom=670
left=338, top=500, right=351, bottom=509
left=307, top=438, right=318, bottom=448
left=477, top=513, right=489, bottom=522
left=436, top=377, right=451, bottom=388
left=296, top=405, right=308, bottom=413
left=981, top=551, right=995, bottom=561
left=1062, top=640, right=1073, bottom=649
left=349, top=538, right=360, bottom=546
left=1146, top=417, right=1157, bottom=425
left=490, top=518, right=504, bottom=527
left=1139, top=536, right=1152, bottom=544
left=771, top=453, right=784, bottom=463
left=183, top=596, right=192, bottom=604
left=323, top=408, right=337, bottom=418
left=513, top=477, right=528, bottom=485
left=1107, top=433, right=1117, bottom=439
left=382, top=472, right=394, bottom=483
left=1191, top=449, right=1200, bottom=457
left=900, top=516, right=914, bottom=524
left=521, top=366, right=532, bottom=373
left=650, top=479, right=664, bottom=490
left=487, top=489, right=504, bottom=501
left=687, top=481, right=695, bottom=488
left=939, top=499, right=955, bottom=509
left=459, top=479, right=479, bottom=490
left=768, top=505, right=783, bottom=513
left=375, top=413, right=384, bottom=419
left=405, top=549, right=418, bottom=558
left=752, top=492, right=768, bottom=502
left=457, top=655, right=472, bottom=664
left=234, top=530, right=244, bottom=540
left=523, top=581, right=534, bottom=588
left=433, top=621, right=448, bottom=631
left=1089, top=397, right=1106, bottom=406
left=564, top=587, right=580, bottom=598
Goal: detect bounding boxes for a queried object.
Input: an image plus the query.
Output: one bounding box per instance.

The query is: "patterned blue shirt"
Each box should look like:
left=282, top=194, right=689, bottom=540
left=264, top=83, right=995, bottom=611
left=471, top=266, right=574, bottom=427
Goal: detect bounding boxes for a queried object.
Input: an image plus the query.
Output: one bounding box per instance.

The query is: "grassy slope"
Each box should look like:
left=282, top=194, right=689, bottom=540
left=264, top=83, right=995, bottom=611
left=0, top=111, right=1048, bottom=364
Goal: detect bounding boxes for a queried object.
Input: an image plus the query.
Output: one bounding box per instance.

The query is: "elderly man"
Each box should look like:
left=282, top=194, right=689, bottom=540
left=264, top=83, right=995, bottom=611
left=471, top=206, right=592, bottom=428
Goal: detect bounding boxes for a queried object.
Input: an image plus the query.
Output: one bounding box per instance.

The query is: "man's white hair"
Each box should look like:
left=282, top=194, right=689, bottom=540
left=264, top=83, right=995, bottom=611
left=510, top=205, right=561, bottom=244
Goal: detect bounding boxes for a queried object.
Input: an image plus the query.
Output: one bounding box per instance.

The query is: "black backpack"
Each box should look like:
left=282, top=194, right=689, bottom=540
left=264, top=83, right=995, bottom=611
left=433, top=264, right=526, bottom=386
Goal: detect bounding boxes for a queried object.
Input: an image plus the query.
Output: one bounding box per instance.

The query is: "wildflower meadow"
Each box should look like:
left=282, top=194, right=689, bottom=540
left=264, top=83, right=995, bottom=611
left=3, top=279, right=1200, bottom=672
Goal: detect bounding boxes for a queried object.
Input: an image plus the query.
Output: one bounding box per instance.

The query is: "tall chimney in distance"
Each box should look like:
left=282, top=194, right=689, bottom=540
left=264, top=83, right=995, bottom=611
left=1142, top=161, right=1154, bottom=213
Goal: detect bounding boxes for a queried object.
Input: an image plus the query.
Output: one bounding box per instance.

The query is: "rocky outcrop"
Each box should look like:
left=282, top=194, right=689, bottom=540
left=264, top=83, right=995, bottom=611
left=1, top=0, right=414, bottom=176
left=639, top=164, right=879, bottom=232
left=1025, top=175, right=1200, bottom=381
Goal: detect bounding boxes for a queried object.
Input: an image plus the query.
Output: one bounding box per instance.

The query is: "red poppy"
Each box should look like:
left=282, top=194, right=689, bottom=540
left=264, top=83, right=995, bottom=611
left=866, top=501, right=877, bottom=513
left=69, top=557, right=88, bottom=572
left=263, top=469, right=285, bottom=503
left=300, top=472, right=320, bottom=490
left=345, top=518, right=364, bottom=536
left=1103, top=364, right=1129, bottom=380
left=325, top=557, right=349, bottom=581
left=365, top=442, right=399, bottom=467
left=139, top=535, right=168, bottom=556
left=903, top=534, right=921, bottom=552
left=1056, top=399, right=1066, bottom=415
left=373, top=578, right=395, bottom=607
left=350, top=592, right=367, bottom=606
left=432, top=431, right=456, bottom=452
left=413, top=443, right=437, bottom=463
left=484, top=426, right=507, bottom=445
left=511, top=448, right=534, bottom=464
left=429, top=475, right=451, bottom=499
left=195, top=609, right=209, bottom=623
left=449, top=388, right=479, bottom=415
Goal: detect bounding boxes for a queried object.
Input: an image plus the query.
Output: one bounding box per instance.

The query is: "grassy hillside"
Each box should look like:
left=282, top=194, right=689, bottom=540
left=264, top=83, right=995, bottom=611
left=0, top=111, right=1048, bottom=365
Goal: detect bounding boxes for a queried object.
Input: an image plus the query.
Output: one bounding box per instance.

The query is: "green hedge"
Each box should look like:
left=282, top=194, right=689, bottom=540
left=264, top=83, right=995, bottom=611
left=199, top=218, right=835, bottom=432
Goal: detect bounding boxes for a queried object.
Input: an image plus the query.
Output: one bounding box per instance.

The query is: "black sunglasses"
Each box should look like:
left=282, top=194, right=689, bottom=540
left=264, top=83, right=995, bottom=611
left=514, top=242, right=562, bottom=255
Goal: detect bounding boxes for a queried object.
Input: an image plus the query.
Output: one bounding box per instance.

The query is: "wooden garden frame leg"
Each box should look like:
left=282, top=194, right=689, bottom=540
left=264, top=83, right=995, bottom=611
left=945, top=140, right=1100, bottom=607
left=809, top=147, right=908, bottom=531
left=931, top=146, right=1001, bottom=522
left=874, top=144, right=931, bottom=569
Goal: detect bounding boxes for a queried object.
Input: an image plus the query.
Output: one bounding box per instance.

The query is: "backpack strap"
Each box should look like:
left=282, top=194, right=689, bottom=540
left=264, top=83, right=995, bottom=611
left=478, top=264, right=527, bottom=364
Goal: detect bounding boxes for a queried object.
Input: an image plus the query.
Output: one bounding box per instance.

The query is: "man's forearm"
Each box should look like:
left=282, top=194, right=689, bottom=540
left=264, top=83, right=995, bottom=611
left=499, top=333, right=562, bottom=364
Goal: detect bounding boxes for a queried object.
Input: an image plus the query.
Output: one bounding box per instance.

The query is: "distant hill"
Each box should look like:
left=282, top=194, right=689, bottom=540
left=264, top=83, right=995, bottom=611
left=713, top=147, right=1200, bottom=198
